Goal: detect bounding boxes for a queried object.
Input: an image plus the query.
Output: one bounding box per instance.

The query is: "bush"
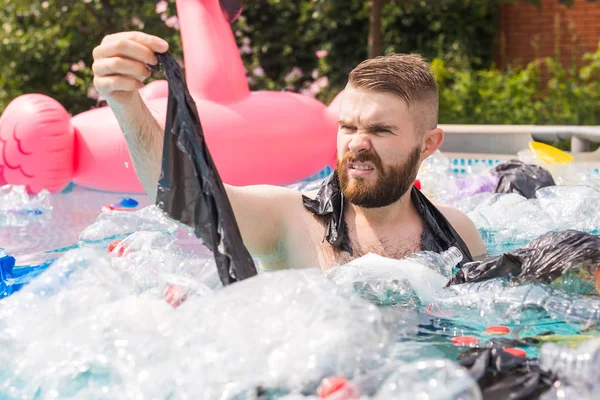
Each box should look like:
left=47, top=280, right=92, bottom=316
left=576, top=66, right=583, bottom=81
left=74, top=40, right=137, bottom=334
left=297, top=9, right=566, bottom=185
left=433, top=42, right=600, bottom=126
left=0, top=0, right=183, bottom=115
left=0, top=0, right=503, bottom=114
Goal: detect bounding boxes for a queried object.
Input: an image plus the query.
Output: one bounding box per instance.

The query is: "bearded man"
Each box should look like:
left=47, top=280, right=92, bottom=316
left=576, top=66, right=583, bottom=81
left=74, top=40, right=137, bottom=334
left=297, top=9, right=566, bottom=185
left=92, top=32, right=487, bottom=270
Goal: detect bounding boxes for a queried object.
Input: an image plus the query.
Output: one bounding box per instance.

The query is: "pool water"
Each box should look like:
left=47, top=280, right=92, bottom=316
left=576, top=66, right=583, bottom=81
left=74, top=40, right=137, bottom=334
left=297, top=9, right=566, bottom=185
left=0, top=171, right=598, bottom=398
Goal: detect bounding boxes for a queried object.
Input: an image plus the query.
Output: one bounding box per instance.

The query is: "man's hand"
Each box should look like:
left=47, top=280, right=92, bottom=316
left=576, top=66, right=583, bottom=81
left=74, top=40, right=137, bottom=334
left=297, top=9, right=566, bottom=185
left=92, top=32, right=169, bottom=106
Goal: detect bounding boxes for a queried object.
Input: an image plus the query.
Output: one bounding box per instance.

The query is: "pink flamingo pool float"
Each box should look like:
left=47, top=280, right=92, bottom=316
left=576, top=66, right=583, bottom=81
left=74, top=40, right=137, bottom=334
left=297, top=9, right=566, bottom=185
left=0, top=0, right=339, bottom=194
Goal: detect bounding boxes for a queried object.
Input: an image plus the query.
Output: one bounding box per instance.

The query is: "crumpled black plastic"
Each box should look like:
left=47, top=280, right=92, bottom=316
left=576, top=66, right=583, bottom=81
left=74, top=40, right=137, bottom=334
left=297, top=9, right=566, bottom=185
left=154, top=51, right=257, bottom=286
left=449, top=230, right=600, bottom=286
left=491, top=159, right=556, bottom=199
left=458, top=339, right=556, bottom=400
left=302, top=173, right=349, bottom=253
left=302, top=172, right=473, bottom=265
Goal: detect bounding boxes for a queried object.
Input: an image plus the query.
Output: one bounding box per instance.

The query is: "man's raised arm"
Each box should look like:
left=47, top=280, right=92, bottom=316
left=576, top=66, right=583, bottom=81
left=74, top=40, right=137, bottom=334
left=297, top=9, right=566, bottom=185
left=92, top=31, right=290, bottom=262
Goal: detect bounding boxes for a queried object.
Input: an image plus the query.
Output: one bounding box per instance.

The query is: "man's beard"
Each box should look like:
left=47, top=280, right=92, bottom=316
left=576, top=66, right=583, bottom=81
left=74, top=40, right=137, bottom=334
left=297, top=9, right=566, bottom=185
left=337, top=146, right=422, bottom=208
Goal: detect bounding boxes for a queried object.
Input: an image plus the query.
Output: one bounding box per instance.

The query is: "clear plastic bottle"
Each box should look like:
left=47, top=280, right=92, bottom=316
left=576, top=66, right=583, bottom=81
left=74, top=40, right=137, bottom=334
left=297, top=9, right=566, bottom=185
left=539, top=337, right=600, bottom=389
left=405, top=246, right=464, bottom=279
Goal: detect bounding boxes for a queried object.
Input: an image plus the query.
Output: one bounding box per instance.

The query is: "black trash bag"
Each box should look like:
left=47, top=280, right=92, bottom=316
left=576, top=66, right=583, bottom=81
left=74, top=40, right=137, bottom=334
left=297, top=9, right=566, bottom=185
left=449, top=230, right=600, bottom=287
left=458, top=342, right=556, bottom=400
left=491, top=160, right=556, bottom=199
left=154, top=51, right=257, bottom=286
left=302, top=172, right=473, bottom=265
left=302, top=172, right=350, bottom=253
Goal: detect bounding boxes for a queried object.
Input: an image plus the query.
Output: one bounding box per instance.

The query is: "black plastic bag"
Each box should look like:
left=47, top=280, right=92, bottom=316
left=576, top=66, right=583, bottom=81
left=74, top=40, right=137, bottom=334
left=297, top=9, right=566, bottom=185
left=449, top=230, right=600, bottom=287
left=491, top=160, right=555, bottom=199
left=154, top=51, right=257, bottom=286
left=302, top=173, right=473, bottom=265
left=458, top=340, right=555, bottom=400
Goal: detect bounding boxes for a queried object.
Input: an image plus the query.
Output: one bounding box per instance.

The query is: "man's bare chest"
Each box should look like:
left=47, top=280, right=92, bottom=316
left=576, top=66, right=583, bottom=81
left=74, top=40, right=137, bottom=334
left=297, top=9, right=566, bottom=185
left=318, top=224, right=424, bottom=268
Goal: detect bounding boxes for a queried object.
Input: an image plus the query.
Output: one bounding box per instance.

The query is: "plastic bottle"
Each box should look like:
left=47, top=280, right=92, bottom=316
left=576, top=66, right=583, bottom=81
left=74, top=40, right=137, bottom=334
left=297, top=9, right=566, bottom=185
left=405, top=246, right=464, bottom=278
left=539, top=337, right=600, bottom=388
left=438, top=279, right=600, bottom=326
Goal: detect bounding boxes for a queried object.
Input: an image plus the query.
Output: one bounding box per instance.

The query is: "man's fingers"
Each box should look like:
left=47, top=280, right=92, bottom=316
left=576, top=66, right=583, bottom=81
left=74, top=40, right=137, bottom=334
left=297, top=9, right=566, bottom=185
left=93, top=39, right=158, bottom=66
left=93, top=75, right=143, bottom=93
left=101, top=31, right=169, bottom=54
left=92, top=57, right=151, bottom=82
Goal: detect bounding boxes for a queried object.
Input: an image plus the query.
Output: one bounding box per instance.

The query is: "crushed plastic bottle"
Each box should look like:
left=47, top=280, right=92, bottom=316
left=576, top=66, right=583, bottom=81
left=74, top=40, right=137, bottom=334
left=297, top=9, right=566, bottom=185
left=78, top=205, right=178, bottom=244
left=325, top=247, right=463, bottom=306
left=0, top=184, right=52, bottom=226
left=539, top=337, right=600, bottom=391
left=432, top=278, right=600, bottom=326
left=323, top=359, right=482, bottom=399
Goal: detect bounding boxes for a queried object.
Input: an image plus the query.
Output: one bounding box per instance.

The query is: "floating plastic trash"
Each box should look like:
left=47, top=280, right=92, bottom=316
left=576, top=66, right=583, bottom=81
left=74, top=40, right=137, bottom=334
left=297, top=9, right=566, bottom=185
left=530, top=141, right=574, bottom=165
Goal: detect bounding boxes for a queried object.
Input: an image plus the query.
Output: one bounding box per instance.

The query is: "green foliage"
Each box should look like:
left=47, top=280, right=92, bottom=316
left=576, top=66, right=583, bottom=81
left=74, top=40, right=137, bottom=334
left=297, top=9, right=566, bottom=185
left=0, top=0, right=183, bottom=115
left=0, top=0, right=597, bottom=133
left=235, top=0, right=502, bottom=105
left=433, top=42, right=600, bottom=126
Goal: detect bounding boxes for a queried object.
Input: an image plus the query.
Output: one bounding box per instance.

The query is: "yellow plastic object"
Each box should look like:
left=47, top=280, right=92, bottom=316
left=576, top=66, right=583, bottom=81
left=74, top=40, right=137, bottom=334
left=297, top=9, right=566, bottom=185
left=529, top=141, right=574, bottom=165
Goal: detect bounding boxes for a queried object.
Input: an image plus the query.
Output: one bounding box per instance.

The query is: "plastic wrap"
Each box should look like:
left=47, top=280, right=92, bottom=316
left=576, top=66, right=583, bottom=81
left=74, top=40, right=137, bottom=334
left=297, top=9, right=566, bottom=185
left=491, top=159, right=556, bottom=199
left=449, top=230, right=600, bottom=291
left=154, top=51, right=257, bottom=286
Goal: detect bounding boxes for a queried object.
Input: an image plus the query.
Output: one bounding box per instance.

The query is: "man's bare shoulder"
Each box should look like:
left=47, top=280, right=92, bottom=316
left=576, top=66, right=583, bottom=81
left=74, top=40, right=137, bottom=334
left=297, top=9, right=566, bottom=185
left=431, top=200, right=487, bottom=259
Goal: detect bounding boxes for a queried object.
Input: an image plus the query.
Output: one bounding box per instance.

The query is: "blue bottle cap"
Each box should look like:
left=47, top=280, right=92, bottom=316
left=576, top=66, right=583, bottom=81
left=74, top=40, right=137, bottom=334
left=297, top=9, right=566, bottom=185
left=119, top=197, right=139, bottom=208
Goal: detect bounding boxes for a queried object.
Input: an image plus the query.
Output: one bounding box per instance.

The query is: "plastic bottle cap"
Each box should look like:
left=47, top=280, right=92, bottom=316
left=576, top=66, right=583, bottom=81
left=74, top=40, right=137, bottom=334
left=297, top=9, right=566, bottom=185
left=108, top=239, right=126, bottom=256
left=504, top=347, right=527, bottom=357
left=485, top=325, right=510, bottom=335
left=452, top=336, right=479, bottom=346
left=164, top=284, right=188, bottom=308
left=317, top=376, right=357, bottom=399
left=119, top=197, right=139, bottom=208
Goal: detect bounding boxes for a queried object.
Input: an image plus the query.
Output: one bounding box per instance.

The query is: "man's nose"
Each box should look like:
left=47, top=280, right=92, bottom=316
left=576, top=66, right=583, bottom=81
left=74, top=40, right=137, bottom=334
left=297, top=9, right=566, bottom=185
left=348, top=133, right=371, bottom=154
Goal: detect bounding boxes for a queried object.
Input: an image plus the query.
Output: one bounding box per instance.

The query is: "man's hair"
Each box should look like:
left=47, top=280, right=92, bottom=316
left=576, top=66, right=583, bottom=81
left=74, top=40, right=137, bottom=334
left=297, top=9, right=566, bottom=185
left=348, top=53, right=438, bottom=131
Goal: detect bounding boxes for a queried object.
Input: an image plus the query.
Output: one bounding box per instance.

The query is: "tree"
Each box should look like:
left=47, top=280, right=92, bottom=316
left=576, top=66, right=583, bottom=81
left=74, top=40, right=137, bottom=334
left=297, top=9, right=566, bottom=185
left=366, top=0, right=597, bottom=59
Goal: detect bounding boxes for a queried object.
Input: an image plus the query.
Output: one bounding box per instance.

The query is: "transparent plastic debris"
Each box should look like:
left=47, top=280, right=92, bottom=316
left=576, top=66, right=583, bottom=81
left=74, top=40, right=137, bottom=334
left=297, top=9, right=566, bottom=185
left=417, top=151, right=498, bottom=207
left=535, top=185, right=600, bottom=233
left=430, top=278, right=600, bottom=326
left=0, top=251, right=390, bottom=398
left=323, top=359, right=481, bottom=400
left=325, top=247, right=462, bottom=306
left=466, top=185, right=600, bottom=252
left=539, top=337, right=600, bottom=393
left=78, top=205, right=178, bottom=244
left=0, top=184, right=52, bottom=226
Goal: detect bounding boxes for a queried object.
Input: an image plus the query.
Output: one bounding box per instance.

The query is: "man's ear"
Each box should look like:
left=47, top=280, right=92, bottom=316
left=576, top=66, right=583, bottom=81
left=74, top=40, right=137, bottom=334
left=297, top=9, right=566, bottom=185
left=420, top=127, right=444, bottom=160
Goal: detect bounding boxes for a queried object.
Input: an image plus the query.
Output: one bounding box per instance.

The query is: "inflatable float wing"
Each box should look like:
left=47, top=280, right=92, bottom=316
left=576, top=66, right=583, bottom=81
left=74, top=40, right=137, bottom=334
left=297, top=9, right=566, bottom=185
left=156, top=50, right=257, bottom=286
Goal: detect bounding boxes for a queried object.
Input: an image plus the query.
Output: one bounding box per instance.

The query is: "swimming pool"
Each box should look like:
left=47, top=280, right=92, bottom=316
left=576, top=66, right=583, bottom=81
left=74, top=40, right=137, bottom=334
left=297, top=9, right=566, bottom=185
left=0, top=157, right=599, bottom=399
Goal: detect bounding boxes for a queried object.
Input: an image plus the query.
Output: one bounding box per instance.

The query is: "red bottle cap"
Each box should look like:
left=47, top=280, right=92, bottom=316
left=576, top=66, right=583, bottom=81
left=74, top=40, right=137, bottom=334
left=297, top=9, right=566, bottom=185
left=504, top=347, right=527, bottom=357
left=452, top=336, right=479, bottom=346
left=485, top=325, right=510, bottom=335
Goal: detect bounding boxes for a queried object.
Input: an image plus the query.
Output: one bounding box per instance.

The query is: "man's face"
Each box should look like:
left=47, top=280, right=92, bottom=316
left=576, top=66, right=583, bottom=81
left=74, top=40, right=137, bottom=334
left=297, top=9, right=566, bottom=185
left=336, top=84, right=424, bottom=208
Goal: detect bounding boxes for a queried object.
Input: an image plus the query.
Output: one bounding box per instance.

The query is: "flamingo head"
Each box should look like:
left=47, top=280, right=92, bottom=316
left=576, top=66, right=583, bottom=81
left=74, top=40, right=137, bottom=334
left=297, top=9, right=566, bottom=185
left=219, top=0, right=244, bottom=23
